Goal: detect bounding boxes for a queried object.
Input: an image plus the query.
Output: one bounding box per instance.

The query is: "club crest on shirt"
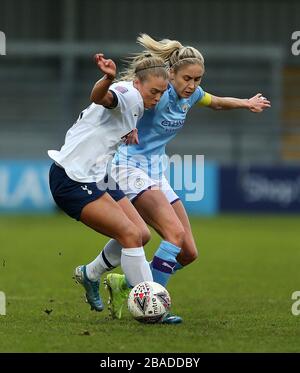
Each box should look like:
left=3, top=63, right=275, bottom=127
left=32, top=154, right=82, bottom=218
left=115, top=86, right=128, bottom=94
left=134, top=177, right=145, bottom=189
left=181, top=103, right=190, bottom=112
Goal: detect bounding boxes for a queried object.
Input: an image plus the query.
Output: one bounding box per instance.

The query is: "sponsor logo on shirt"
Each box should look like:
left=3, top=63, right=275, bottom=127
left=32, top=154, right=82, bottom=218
left=161, top=119, right=185, bottom=130
left=114, top=86, right=128, bottom=94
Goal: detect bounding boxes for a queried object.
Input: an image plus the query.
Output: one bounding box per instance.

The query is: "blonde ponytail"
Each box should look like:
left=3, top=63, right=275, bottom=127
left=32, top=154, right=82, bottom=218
left=137, top=33, right=183, bottom=63
left=137, top=33, right=205, bottom=72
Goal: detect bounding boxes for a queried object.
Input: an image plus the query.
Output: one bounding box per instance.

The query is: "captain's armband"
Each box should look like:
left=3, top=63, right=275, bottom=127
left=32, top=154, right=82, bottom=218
left=197, top=92, right=212, bottom=107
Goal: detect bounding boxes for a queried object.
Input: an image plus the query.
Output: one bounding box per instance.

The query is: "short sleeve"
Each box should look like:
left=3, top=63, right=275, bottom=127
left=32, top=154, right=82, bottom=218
left=109, top=84, right=141, bottom=114
left=190, top=86, right=205, bottom=107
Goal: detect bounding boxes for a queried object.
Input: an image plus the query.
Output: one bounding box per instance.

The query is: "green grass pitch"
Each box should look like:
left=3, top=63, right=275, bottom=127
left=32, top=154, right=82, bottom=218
left=0, top=214, right=299, bottom=352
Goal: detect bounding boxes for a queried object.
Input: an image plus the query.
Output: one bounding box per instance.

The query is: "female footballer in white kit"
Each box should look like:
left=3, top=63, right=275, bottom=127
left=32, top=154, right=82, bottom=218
left=48, top=53, right=168, bottom=312
left=86, top=35, right=271, bottom=324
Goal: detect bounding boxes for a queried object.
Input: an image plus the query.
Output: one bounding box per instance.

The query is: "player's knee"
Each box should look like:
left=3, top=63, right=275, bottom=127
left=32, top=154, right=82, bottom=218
left=118, top=223, right=143, bottom=247
left=179, top=246, right=198, bottom=265
left=141, top=226, right=151, bottom=245
left=188, top=249, right=198, bottom=263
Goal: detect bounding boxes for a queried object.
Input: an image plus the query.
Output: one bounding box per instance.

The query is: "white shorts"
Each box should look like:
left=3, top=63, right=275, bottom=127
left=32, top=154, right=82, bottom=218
left=110, top=164, right=180, bottom=204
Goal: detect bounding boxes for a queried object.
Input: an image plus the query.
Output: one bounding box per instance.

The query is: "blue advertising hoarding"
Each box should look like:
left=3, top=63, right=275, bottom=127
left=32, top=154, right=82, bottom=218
left=0, top=159, right=219, bottom=215
left=167, top=157, right=219, bottom=215
left=220, top=166, right=300, bottom=212
left=0, top=160, right=55, bottom=213
left=2, top=161, right=300, bottom=215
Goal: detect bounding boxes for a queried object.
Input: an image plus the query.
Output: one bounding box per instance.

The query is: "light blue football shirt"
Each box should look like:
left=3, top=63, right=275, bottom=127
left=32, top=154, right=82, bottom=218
left=113, top=83, right=205, bottom=177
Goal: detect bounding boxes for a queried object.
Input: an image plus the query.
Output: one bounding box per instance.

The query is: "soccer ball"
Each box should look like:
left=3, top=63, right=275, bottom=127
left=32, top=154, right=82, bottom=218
left=127, top=281, right=171, bottom=323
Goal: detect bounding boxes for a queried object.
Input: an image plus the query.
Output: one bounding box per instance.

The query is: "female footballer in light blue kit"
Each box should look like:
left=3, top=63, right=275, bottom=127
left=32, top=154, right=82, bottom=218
left=86, top=35, right=271, bottom=323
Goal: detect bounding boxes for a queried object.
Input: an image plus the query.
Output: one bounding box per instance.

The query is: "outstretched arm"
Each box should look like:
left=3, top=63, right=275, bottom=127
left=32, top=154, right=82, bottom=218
left=90, top=53, right=117, bottom=107
left=200, top=92, right=271, bottom=113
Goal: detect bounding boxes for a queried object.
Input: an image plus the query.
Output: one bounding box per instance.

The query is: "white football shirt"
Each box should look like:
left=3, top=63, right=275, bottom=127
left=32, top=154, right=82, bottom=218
left=48, top=81, right=144, bottom=183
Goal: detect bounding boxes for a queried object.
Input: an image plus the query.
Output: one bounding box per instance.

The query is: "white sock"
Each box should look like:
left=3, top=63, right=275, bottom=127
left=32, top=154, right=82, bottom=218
left=121, top=247, right=153, bottom=287
left=86, top=239, right=122, bottom=281
left=102, top=239, right=122, bottom=267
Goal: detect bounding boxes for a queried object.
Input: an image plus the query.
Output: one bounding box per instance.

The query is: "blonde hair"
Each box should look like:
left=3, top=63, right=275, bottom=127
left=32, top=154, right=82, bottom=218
left=137, top=33, right=205, bottom=73
left=117, top=53, right=168, bottom=82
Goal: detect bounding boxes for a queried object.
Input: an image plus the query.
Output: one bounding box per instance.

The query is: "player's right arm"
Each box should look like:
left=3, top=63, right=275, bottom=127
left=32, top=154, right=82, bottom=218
left=90, top=53, right=117, bottom=108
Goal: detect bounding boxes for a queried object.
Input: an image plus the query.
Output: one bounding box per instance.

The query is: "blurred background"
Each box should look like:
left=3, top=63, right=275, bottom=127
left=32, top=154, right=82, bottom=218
left=1, top=1, right=300, bottom=353
left=0, top=0, right=300, bottom=215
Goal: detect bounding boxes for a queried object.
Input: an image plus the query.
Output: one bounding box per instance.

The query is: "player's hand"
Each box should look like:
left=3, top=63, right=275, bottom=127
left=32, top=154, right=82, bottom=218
left=122, top=129, right=139, bottom=145
left=247, top=93, right=271, bottom=113
left=94, top=53, right=116, bottom=80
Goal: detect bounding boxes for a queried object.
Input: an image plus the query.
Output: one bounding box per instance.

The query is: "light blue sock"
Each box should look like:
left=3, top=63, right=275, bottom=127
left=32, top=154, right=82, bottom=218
left=150, top=240, right=181, bottom=287
left=173, top=262, right=183, bottom=273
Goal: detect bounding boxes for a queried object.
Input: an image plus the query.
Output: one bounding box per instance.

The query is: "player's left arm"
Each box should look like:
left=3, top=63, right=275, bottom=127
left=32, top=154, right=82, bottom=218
left=198, top=92, right=271, bottom=113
